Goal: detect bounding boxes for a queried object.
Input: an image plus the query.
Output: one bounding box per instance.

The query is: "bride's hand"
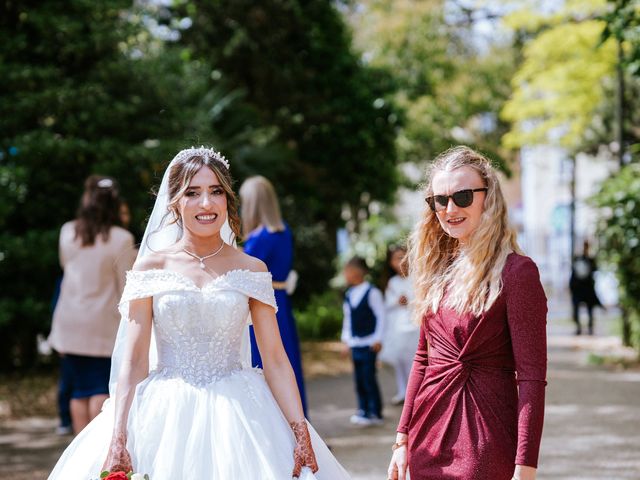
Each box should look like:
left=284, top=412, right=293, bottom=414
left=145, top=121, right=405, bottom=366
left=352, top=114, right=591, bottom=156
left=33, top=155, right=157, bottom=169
left=102, top=432, right=133, bottom=473
left=290, top=420, right=319, bottom=478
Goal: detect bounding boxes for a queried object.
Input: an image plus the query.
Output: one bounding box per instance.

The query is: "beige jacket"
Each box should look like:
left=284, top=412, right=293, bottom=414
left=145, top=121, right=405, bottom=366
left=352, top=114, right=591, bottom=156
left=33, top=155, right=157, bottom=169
left=48, top=221, right=136, bottom=357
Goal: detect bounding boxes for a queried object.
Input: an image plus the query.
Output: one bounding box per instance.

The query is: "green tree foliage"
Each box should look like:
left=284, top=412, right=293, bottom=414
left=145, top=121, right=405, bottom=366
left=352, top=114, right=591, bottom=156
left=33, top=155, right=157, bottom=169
left=601, top=0, right=640, bottom=156
left=166, top=0, right=399, bottom=301
left=592, top=163, right=640, bottom=348
left=593, top=0, right=640, bottom=349
left=500, top=0, right=617, bottom=151
left=502, top=0, right=640, bottom=349
left=0, top=1, right=399, bottom=368
left=602, top=0, right=640, bottom=75
left=0, top=0, right=198, bottom=369
left=347, top=0, right=515, bottom=170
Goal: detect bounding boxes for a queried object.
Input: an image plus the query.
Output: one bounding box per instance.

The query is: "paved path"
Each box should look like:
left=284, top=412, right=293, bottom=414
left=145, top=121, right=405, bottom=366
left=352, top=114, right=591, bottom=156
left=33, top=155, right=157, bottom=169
left=307, top=334, right=640, bottom=480
left=2, top=327, right=639, bottom=479
left=305, top=301, right=640, bottom=480
left=539, top=336, right=640, bottom=479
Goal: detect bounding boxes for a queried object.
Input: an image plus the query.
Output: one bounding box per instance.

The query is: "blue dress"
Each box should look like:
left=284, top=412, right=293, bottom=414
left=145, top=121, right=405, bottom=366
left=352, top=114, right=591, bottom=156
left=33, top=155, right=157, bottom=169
left=244, top=224, right=307, bottom=414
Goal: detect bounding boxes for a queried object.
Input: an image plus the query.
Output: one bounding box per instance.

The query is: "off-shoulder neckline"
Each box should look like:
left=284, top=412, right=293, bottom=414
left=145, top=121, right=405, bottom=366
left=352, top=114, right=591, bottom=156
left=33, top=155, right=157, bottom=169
left=128, top=268, right=271, bottom=290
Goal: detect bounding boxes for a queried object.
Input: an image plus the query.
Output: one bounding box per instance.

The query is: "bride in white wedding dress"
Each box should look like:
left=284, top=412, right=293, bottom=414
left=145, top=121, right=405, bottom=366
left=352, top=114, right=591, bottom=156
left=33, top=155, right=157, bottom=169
left=48, top=147, right=351, bottom=480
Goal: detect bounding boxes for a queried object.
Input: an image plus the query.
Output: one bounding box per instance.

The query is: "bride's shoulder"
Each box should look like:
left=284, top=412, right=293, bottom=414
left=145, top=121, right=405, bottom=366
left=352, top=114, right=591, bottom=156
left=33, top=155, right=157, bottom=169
left=132, top=252, right=167, bottom=272
left=228, top=249, right=268, bottom=274
left=121, top=254, right=173, bottom=301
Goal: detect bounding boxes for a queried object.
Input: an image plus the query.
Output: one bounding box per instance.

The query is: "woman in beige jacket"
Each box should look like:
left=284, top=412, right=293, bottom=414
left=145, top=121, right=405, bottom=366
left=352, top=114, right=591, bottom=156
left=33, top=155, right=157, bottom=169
left=48, top=175, right=135, bottom=433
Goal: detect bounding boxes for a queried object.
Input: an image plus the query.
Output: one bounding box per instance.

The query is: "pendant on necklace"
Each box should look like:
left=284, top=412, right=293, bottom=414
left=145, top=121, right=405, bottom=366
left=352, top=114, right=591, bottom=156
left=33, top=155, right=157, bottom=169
left=183, top=243, right=224, bottom=271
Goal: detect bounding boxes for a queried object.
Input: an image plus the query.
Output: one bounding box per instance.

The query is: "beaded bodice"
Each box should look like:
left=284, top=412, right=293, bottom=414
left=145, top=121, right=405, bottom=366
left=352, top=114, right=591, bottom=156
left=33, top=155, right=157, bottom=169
left=119, top=269, right=277, bottom=385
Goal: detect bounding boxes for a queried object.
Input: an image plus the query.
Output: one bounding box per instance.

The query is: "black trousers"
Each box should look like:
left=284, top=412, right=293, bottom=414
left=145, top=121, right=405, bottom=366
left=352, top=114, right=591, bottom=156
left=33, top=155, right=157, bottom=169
left=573, top=301, right=595, bottom=334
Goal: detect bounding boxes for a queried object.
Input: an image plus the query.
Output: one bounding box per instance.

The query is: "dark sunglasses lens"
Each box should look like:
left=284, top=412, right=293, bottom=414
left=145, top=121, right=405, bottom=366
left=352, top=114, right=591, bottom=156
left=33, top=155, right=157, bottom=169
left=452, top=190, right=473, bottom=208
left=435, top=195, right=449, bottom=208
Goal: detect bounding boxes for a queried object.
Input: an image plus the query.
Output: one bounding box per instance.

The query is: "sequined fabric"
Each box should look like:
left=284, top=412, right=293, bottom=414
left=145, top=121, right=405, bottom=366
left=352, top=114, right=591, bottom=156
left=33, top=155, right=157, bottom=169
left=398, top=253, right=548, bottom=480
left=120, top=269, right=277, bottom=386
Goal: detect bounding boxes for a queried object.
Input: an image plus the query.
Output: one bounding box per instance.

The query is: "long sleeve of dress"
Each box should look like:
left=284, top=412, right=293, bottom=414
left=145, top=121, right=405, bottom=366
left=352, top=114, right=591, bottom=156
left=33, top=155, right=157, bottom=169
left=397, top=319, right=428, bottom=434
left=505, top=257, right=548, bottom=468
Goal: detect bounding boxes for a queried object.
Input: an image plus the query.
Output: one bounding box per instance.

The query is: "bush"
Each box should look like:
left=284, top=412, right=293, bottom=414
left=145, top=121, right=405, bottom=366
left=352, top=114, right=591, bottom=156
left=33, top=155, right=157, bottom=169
left=294, top=290, right=344, bottom=341
left=592, top=162, right=640, bottom=350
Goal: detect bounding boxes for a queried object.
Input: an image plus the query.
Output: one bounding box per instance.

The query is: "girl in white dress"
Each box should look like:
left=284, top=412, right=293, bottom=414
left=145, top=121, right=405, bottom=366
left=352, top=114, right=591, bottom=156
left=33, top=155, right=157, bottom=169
left=380, top=246, right=419, bottom=405
left=48, top=147, right=351, bottom=480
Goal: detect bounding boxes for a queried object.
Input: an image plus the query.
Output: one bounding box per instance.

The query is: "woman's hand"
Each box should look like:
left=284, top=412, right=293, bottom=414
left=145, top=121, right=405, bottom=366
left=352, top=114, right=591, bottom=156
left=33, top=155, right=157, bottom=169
left=513, top=465, right=536, bottom=480
left=102, top=432, right=132, bottom=473
left=387, top=434, right=409, bottom=480
left=290, top=420, right=319, bottom=478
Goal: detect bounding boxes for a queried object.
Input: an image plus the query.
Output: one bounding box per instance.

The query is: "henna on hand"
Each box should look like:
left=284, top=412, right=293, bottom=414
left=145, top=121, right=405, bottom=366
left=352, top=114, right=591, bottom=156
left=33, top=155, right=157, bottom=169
left=290, top=420, right=319, bottom=477
left=102, top=431, right=132, bottom=473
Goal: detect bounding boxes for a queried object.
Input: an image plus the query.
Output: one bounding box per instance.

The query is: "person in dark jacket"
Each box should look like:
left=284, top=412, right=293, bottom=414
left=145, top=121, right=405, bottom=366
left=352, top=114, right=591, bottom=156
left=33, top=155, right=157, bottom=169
left=570, top=240, right=602, bottom=335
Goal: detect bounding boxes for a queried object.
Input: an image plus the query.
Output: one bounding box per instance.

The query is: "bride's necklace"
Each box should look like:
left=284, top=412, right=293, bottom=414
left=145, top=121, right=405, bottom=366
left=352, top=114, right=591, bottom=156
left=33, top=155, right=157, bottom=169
left=183, top=242, right=225, bottom=269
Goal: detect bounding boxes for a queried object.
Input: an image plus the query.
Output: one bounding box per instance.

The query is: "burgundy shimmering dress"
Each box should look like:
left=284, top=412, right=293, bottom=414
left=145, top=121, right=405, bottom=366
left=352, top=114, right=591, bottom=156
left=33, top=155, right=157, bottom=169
left=398, top=253, right=547, bottom=480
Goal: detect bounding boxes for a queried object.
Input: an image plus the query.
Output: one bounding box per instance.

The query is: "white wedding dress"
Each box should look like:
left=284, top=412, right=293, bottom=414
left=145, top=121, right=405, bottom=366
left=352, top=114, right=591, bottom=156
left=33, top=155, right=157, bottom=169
left=48, top=268, right=350, bottom=480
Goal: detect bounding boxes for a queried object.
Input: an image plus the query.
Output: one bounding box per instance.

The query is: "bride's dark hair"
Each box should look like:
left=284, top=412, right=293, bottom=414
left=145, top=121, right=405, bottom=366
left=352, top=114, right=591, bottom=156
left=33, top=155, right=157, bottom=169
left=166, top=154, right=242, bottom=241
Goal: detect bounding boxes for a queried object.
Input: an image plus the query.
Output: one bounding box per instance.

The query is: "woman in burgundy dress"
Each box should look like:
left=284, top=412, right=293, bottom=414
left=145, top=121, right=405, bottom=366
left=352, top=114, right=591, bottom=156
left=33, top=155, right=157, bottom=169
left=387, top=146, right=547, bottom=480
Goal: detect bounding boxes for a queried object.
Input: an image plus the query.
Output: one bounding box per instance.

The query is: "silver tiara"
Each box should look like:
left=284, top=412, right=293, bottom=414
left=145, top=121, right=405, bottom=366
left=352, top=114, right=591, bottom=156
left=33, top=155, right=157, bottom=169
left=173, top=146, right=230, bottom=169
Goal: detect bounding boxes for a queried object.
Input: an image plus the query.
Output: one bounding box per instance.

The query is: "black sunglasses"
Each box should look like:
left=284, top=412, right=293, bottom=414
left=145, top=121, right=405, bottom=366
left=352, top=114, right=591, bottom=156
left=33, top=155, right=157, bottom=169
left=425, top=188, right=488, bottom=212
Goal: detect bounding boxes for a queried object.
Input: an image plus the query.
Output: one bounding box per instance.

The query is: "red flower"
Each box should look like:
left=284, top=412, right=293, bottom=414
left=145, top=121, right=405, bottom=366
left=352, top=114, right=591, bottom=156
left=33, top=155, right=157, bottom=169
left=105, top=472, right=128, bottom=480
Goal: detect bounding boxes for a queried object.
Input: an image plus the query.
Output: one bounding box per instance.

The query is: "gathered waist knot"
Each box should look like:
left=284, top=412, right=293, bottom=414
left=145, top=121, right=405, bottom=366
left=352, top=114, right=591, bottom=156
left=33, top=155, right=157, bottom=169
left=429, top=356, right=515, bottom=375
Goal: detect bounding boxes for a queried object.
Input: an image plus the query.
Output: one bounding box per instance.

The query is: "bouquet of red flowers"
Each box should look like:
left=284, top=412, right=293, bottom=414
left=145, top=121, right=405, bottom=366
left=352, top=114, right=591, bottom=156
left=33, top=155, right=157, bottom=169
left=93, top=471, right=149, bottom=480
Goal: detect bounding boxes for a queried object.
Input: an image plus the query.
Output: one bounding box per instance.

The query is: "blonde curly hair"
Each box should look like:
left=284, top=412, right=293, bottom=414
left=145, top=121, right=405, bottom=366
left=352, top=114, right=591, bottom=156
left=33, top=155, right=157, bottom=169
left=408, top=146, right=521, bottom=321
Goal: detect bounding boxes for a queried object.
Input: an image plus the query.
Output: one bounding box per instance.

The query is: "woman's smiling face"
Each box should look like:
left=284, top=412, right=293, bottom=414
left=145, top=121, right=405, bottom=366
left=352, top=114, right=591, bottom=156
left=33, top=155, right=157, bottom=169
left=430, top=166, right=486, bottom=244
left=179, top=166, right=228, bottom=238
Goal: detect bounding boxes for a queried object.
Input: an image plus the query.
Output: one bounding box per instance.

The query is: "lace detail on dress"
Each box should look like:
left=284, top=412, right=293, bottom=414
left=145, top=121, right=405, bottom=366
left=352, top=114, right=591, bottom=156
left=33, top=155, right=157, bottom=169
left=221, top=269, right=278, bottom=313
left=117, top=269, right=277, bottom=386
left=118, top=269, right=195, bottom=317
left=119, top=269, right=278, bottom=314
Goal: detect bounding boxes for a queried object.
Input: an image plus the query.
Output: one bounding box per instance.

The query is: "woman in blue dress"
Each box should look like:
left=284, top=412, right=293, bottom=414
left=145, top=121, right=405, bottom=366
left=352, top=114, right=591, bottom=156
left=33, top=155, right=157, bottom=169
left=240, top=176, right=307, bottom=414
